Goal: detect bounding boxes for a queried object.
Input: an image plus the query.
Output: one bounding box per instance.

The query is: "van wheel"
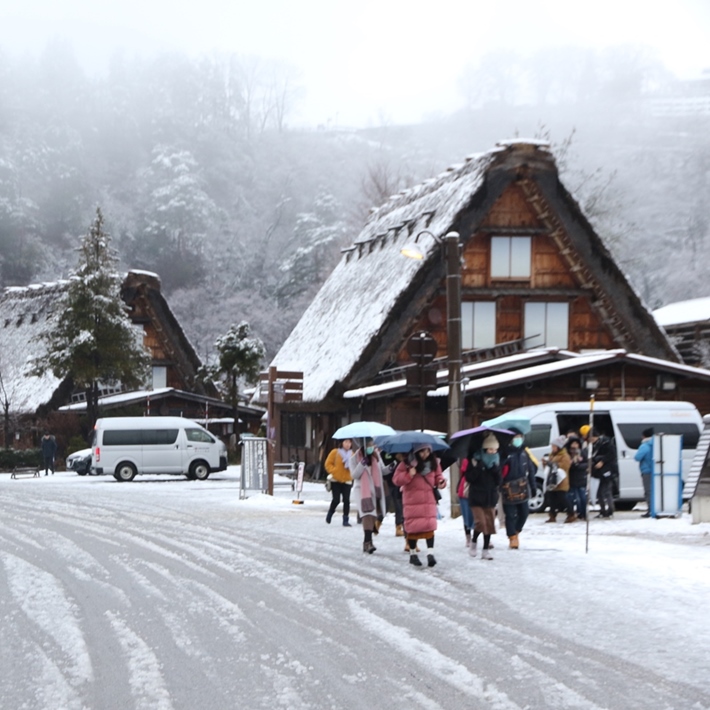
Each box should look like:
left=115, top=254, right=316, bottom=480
left=528, top=480, right=546, bottom=513
left=190, top=460, right=210, bottom=481
left=114, top=462, right=137, bottom=482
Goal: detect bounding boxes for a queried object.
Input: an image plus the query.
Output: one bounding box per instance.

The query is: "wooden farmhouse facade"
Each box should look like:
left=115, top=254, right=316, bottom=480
left=268, top=140, right=710, bottom=470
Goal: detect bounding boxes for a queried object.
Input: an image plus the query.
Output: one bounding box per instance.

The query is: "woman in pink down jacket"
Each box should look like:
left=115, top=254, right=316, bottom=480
left=393, top=444, right=447, bottom=568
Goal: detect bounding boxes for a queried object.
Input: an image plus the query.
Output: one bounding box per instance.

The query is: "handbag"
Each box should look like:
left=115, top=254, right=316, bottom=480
left=433, top=486, right=442, bottom=503
left=502, top=476, right=528, bottom=503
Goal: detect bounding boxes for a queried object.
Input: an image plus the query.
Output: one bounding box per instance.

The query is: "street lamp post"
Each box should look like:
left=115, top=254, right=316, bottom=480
left=402, top=230, right=464, bottom=518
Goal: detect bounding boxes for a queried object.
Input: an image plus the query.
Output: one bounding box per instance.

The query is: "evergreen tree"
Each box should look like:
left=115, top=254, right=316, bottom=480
left=32, top=208, right=150, bottom=427
left=214, top=322, right=265, bottom=438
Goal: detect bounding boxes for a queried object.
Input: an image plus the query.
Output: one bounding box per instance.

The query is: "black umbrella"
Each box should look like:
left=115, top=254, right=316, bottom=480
left=448, top=426, right=516, bottom=460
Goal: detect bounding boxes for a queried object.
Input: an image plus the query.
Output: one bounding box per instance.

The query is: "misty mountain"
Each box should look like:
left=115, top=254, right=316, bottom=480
left=0, top=42, right=708, bottom=365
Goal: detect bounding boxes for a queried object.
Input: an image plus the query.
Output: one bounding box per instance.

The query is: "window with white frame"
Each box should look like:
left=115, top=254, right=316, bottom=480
left=462, top=301, right=496, bottom=350
left=152, top=365, right=167, bottom=389
left=524, top=302, right=569, bottom=349
left=490, top=236, right=531, bottom=278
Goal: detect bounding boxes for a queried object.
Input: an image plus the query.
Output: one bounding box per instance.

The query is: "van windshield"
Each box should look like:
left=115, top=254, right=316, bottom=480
left=186, top=429, right=215, bottom=443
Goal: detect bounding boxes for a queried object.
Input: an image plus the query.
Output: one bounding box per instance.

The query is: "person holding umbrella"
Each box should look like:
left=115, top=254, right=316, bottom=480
left=500, top=428, right=538, bottom=549
left=350, top=438, right=387, bottom=554
left=324, top=438, right=354, bottom=526
left=464, top=433, right=501, bottom=560
left=393, top=444, right=447, bottom=567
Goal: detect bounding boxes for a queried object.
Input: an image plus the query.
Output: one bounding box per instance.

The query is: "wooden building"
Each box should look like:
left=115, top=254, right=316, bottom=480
left=266, top=140, right=710, bottom=468
left=0, top=270, right=257, bottom=449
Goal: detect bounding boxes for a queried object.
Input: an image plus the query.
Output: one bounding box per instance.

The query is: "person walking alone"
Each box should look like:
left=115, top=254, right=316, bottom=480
left=324, top=438, right=354, bottom=526
left=41, top=432, right=57, bottom=476
left=634, top=428, right=654, bottom=517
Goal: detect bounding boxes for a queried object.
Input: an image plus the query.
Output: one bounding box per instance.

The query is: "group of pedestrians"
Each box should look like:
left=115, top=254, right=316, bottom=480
left=324, top=437, right=446, bottom=567
left=323, top=422, right=637, bottom=566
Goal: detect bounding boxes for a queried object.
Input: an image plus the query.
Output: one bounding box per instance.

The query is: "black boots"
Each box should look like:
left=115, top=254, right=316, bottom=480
left=427, top=554, right=436, bottom=568
left=409, top=554, right=422, bottom=566
left=343, top=516, right=351, bottom=527
left=363, top=541, right=376, bottom=554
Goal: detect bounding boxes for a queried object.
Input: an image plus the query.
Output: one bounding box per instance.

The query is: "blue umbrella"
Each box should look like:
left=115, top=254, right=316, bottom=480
left=374, top=431, right=450, bottom=454
left=333, top=421, right=396, bottom=439
left=449, top=425, right=516, bottom=459
left=481, top=414, right=531, bottom=435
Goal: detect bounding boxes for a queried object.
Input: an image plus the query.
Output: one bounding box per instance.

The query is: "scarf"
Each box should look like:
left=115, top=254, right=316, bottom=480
left=338, top=448, right=352, bottom=469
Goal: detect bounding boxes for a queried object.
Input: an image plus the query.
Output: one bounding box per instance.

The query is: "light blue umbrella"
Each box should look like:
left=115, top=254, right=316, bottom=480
left=333, top=421, right=396, bottom=439
left=481, top=414, right=531, bottom=434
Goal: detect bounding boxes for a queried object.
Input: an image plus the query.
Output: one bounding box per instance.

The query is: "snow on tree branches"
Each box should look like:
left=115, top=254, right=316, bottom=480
left=30, top=208, right=151, bottom=426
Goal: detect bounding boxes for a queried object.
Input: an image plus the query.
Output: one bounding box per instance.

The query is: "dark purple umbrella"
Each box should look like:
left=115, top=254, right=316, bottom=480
left=448, top=426, right=516, bottom=460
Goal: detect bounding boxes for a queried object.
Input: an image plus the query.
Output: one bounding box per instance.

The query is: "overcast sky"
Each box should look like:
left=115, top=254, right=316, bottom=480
left=3, top=0, right=710, bottom=127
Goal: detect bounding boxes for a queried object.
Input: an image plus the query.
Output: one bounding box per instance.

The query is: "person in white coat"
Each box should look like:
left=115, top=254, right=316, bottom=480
left=350, top=439, right=387, bottom=554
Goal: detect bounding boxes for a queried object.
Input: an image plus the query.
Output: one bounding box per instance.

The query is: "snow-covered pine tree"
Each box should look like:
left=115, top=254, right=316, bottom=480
left=32, top=208, right=151, bottom=427
left=214, top=322, right=265, bottom=439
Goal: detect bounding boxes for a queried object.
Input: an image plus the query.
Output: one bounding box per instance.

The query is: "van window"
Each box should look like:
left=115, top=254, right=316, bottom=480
left=143, top=429, right=179, bottom=445
left=525, top=425, right=552, bottom=448
left=102, top=429, right=179, bottom=446
left=186, top=428, right=215, bottom=443
left=616, top=423, right=700, bottom=450
left=103, top=430, right=143, bottom=446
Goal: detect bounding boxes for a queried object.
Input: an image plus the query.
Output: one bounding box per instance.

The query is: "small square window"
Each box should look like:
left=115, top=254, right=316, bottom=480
left=491, top=237, right=531, bottom=279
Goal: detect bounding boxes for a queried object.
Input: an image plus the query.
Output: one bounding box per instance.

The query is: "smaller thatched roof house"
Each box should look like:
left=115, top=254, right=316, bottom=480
left=0, top=270, right=220, bottom=446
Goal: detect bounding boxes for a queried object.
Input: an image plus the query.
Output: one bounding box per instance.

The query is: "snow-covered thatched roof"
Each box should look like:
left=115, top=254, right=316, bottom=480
left=0, top=270, right=211, bottom=415
left=0, top=281, right=68, bottom=412
left=272, top=140, right=677, bottom=404
left=272, top=146, right=503, bottom=402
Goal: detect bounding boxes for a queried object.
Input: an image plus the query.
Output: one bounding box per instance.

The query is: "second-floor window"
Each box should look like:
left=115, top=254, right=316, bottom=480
left=524, top=302, right=569, bottom=349
left=490, top=236, right=531, bottom=279
left=462, top=301, right=496, bottom=349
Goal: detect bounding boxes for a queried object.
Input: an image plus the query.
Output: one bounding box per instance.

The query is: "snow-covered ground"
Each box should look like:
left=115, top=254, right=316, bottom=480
left=1, top=467, right=709, bottom=710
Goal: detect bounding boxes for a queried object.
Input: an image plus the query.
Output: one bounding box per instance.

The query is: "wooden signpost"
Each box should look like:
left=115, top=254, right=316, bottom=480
left=258, top=366, right=303, bottom=495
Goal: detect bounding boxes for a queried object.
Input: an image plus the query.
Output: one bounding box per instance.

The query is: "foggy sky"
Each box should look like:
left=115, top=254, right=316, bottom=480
left=3, top=0, right=710, bottom=127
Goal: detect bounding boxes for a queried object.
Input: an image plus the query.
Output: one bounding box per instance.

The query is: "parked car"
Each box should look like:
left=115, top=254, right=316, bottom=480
left=66, top=448, right=92, bottom=475
left=493, top=401, right=703, bottom=513
left=92, top=416, right=228, bottom=481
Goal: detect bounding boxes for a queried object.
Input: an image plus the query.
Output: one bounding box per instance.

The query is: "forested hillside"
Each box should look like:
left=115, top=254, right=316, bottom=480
left=1, top=42, right=708, bottom=364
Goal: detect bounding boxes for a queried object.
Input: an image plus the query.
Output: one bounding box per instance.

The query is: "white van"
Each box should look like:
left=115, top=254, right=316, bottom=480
left=493, top=401, right=703, bottom=512
left=92, top=417, right=228, bottom=482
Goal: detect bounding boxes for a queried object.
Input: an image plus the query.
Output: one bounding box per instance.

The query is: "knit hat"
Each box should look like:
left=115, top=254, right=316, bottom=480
left=413, top=443, right=432, bottom=454
left=579, top=424, right=591, bottom=438
left=482, top=433, right=499, bottom=451
left=551, top=435, right=567, bottom=449
left=642, top=427, right=654, bottom=438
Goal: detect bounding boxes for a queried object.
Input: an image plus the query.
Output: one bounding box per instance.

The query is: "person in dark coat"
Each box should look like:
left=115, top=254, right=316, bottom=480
left=587, top=428, right=618, bottom=518
left=41, top=432, right=57, bottom=476
left=464, top=433, right=501, bottom=560
left=566, top=437, right=588, bottom=521
left=500, top=428, right=538, bottom=549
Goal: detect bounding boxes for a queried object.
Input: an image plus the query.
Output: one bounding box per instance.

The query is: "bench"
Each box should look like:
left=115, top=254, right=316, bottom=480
left=274, top=462, right=299, bottom=490
left=11, top=465, right=41, bottom=479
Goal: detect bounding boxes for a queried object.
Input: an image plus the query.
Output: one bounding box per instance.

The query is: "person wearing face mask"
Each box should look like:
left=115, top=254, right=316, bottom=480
left=500, top=428, right=538, bottom=549
left=464, top=433, right=501, bottom=560
left=393, top=444, right=447, bottom=567
left=350, top=439, right=387, bottom=554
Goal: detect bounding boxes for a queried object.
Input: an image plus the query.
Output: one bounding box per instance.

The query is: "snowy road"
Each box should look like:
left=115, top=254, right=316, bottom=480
left=1, top=470, right=709, bottom=710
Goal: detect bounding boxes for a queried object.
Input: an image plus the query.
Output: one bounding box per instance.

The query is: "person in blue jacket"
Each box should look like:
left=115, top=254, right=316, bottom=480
left=634, top=428, right=654, bottom=517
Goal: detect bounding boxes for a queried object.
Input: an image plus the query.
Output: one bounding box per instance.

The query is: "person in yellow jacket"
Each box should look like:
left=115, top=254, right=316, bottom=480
left=325, top=439, right=354, bottom=526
